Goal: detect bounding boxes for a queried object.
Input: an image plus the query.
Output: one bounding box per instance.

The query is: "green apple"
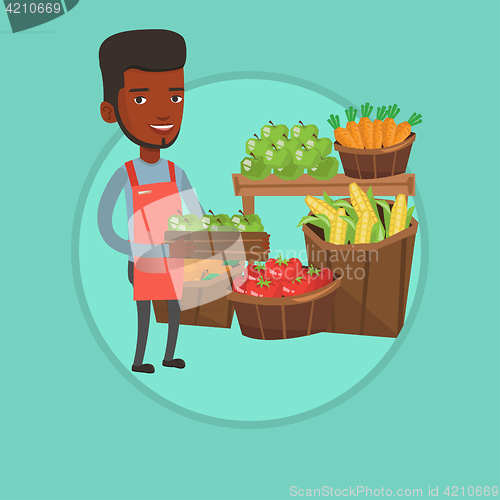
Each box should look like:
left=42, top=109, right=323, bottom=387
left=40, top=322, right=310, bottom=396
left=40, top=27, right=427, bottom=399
left=235, top=217, right=265, bottom=232
left=305, top=136, right=333, bottom=157
left=201, top=211, right=237, bottom=231
left=231, top=211, right=262, bottom=225
left=261, top=121, right=289, bottom=144
left=291, top=121, right=319, bottom=142
left=274, top=162, right=304, bottom=180
left=275, top=134, right=301, bottom=154
left=201, top=212, right=217, bottom=229
left=202, top=210, right=231, bottom=228
left=168, top=213, right=183, bottom=231
left=209, top=220, right=239, bottom=232
left=175, top=214, right=205, bottom=231
left=240, top=154, right=272, bottom=180
left=293, top=144, right=321, bottom=168
left=307, top=156, right=339, bottom=180
left=245, top=134, right=272, bottom=158
left=263, top=145, right=292, bottom=168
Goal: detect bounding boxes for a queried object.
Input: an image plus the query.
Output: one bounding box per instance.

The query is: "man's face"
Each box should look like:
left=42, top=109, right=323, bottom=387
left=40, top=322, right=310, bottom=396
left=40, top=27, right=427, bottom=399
left=115, top=68, right=185, bottom=149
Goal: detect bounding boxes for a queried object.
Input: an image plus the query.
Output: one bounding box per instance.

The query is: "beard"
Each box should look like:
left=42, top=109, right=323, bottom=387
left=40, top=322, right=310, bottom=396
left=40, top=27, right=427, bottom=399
left=115, top=108, right=180, bottom=149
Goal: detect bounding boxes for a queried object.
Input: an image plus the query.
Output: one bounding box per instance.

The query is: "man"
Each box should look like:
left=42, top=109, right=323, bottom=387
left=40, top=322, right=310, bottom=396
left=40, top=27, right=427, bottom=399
left=97, top=30, right=203, bottom=374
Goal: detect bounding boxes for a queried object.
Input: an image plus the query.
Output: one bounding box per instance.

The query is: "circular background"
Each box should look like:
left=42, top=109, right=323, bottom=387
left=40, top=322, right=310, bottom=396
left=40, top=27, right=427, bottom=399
left=72, top=72, right=428, bottom=428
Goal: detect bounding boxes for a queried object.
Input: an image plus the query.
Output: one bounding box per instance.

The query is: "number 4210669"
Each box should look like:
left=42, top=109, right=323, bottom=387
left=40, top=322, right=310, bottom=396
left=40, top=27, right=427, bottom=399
left=444, top=486, right=498, bottom=496
left=5, top=3, right=61, bottom=14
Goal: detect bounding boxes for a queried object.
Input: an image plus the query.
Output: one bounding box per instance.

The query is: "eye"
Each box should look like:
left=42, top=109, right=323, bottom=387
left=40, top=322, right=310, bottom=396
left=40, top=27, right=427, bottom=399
left=171, top=95, right=183, bottom=103
left=134, top=96, right=147, bottom=105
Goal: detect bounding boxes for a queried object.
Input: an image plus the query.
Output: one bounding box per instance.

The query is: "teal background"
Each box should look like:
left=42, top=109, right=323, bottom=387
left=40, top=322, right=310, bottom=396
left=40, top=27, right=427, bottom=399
left=1, top=0, right=498, bottom=498
left=78, top=79, right=422, bottom=422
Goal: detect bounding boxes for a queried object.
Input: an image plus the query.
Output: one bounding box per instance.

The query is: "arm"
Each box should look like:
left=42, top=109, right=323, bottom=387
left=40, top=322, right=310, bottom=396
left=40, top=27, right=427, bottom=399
left=97, top=168, right=169, bottom=258
left=176, top=165, right=205, bottom=217
left=97, top=168, right=132, bottom=256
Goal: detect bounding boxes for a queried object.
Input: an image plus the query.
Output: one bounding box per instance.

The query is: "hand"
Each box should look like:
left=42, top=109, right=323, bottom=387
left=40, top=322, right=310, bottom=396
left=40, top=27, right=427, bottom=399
left=169, top=239, right=195, bottom=258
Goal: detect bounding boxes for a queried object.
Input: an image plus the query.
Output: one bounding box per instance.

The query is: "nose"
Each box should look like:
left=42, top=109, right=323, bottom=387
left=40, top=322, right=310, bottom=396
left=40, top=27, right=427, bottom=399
left=156, top=116, right=170, bottom=121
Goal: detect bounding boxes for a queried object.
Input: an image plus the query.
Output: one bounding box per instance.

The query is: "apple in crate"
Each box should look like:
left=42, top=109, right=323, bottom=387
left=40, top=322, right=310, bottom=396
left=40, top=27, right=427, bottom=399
left=290, top=121, right=319, bottom=142
left=305, top=136, right=333, bottom=157
left=209, top=214, right=239, bottom=232
left=293, top=144, right=321, bottom=168
left=273, top=162, right=303, bottom=181
left=235, top=217, right=264, bottom=232
left=307, top=156, right=339, bottom=180
left=231, top=211, right=262, bottom=226
left=275, top=134, right=300, bottom=154
left=176, top=214, right=205, bottom=231
left=168, top=212, right=183, bottom=231
left=201, top=211, right=234, bottom=231
left=260, top=121, right=289, bottom=144
left=263, top=146, right=292, bottom=168
left=246, top=134, right=272, bottom=158
left=240, top=154, right=272, bottom=180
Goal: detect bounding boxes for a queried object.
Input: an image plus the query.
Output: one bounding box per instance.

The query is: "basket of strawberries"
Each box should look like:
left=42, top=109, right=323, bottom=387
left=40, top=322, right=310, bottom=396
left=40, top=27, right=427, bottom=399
left=228, top=255, right=342, bottom=340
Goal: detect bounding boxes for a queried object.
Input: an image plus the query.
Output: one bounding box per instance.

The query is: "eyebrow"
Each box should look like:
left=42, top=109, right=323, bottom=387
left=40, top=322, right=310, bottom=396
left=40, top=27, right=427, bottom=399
left=129, top=88, right=150, bottom=92
left=169, top=87, right=184, bottom=91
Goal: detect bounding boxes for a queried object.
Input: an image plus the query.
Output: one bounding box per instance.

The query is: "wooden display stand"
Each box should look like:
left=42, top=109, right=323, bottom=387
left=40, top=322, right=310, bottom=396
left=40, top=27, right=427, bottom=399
left=232, top=173, right=415, bottom=214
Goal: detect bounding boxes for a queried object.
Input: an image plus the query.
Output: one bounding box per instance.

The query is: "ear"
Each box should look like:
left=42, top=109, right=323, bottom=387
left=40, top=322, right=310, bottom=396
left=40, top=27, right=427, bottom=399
left=100, top=102, right=117, bottom=123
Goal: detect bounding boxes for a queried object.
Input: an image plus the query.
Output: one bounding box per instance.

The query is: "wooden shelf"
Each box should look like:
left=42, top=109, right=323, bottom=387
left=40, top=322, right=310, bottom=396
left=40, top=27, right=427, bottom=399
left=232, top=173, right=415, bottom=214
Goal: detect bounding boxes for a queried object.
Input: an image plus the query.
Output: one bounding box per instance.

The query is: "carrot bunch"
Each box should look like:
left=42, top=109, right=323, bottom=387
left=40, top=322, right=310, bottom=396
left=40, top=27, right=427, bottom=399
left=327, top=103, right=422, bottom=149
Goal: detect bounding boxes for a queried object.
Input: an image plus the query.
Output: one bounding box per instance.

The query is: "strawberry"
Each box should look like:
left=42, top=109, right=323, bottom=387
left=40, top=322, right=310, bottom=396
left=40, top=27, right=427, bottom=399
left=265, top=255, right=302, bottom=283
left=232, top=276, right=248, bottom=294
left=246, top=276, right=282, bottom=298
left=243, top=261, right=266, bottom=281
left=282, top=275, right=314, bottom=297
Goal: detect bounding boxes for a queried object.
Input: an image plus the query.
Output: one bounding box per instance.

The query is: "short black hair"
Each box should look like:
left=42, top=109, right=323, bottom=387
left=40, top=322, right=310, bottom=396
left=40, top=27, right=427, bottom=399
left=99, top=29, right=186, bottom=108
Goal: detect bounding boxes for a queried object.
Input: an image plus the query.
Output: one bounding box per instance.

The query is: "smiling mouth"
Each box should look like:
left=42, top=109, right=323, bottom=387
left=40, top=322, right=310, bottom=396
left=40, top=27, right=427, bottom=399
left=149, top=124, right=174, bottom=136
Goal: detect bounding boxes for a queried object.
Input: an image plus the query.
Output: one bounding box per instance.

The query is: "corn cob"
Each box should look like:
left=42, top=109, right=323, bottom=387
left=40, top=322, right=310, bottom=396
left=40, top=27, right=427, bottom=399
left=349, top=183, right=378, bottom=224
left=330, top=208, right=347, bottom=245
left=388, top=194, right=407, bottom=236
left=354, top=210, right=373, bottom=244
left=305, top=195, right=337, bottom=224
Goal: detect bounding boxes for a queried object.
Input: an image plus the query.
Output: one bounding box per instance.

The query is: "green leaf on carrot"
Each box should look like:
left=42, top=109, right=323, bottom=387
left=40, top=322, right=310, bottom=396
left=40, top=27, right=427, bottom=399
left=376, top=199, right=392, bottom=232
left=405, top=206, right=415, bottom=229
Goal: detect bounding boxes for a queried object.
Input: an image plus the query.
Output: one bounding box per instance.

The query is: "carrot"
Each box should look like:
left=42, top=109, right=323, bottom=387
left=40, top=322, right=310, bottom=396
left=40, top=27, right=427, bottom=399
left=345, top=106, right=364, bottom=149
left=372, top=106, right=388, bottom=149
left=382, top=104, right=401, bottom=147
left=327, top=114, right=357, bottom=148
left=393, top=112, right=422, bottom=145
left=358, top=102, right=374, bottom=149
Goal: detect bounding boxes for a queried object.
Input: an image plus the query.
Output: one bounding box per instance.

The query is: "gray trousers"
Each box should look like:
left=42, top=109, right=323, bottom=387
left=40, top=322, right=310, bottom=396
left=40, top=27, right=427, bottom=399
left=128, top=261, right=181, bottom=365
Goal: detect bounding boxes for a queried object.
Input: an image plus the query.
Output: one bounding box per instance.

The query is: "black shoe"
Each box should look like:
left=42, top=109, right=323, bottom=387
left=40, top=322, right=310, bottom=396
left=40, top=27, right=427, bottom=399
left=132, top=363, right=155, bottom=374
left=162, top=358, right=185, bottom=369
